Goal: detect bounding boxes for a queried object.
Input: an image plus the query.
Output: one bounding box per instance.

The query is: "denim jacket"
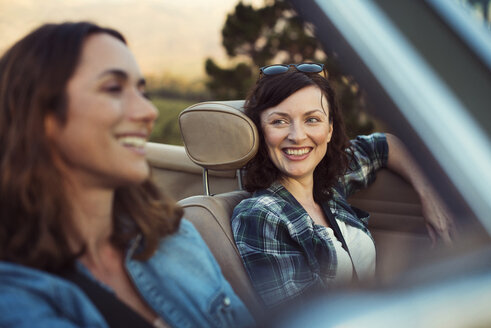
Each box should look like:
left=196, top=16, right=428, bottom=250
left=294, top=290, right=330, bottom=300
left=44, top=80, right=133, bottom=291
left=0, top=219, right=254, bottom=328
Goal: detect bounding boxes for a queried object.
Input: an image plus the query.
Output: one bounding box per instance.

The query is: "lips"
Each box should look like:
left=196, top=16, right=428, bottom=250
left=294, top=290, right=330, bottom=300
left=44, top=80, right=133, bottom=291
left=283, top=147, right=312, bottom=156
left=117, top=136, right=146, bottom=147
left=282, top=147, right=313, bottom=161
left=116, top=133, right=148, bottom=154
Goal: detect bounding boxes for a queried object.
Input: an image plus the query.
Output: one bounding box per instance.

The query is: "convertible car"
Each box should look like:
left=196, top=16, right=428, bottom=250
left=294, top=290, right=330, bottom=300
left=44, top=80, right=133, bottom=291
left=145, top=0, right=491, bottom=326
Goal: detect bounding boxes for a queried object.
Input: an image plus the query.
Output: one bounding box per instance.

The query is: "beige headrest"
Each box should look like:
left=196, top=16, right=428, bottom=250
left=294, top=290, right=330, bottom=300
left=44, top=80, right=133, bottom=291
left=179, top=100, right=259, bottom=170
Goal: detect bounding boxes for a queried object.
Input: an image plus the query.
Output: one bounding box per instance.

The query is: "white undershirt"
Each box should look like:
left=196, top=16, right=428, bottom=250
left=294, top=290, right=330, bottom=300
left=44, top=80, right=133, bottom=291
left=324, top=220, right=376, bottom=285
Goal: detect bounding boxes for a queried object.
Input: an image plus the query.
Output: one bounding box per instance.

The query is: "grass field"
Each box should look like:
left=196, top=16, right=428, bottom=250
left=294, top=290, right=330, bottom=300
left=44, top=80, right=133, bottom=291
left=149, top=97, right=195, bottom=145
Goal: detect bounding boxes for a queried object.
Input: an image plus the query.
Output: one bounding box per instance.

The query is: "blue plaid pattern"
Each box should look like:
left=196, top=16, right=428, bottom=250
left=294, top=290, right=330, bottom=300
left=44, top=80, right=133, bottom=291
left=231, top=133, right=388, bottom=308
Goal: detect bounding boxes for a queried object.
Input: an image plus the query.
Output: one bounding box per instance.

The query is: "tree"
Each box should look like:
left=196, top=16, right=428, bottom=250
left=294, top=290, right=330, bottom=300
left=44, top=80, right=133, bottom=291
left=205, top=0, right=374, bottom=137
left=220, top=1, right=319, bottom=66
left=204, top=59, right=253, bottom=100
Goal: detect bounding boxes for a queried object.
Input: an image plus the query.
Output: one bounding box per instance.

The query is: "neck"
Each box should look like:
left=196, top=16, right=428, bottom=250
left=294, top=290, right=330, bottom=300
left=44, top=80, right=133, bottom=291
left=280, top=175, right=316, bottom=206
left=64, top=181, right=116, bottom=267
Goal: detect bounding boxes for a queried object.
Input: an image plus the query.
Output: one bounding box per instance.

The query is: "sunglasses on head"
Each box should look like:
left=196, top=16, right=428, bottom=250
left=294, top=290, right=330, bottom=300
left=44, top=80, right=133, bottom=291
left=259, top=63, right=326, bottom=77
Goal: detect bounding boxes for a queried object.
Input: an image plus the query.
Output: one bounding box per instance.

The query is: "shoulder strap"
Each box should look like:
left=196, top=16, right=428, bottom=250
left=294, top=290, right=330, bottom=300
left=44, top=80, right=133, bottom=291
left=320, top=203, right=359, bottom=282
left=62, top=269, right=155, bottom=328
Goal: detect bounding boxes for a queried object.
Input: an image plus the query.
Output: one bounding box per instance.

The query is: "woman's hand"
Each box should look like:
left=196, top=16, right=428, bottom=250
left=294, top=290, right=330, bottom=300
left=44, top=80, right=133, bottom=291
left=385, top=134, right=457, bottom=245
left=418, top=185, right=456, bottom=245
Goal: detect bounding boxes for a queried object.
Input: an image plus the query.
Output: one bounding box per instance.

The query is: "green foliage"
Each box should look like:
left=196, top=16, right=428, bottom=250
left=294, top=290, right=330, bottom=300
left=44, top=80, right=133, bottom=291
left=205, top=0, right=318, bottom=101
left=149, top=97, right=194, bottom=145
left=205, top=59, right=254, bottom=100
left=221, top=1, right=291, bottom=65
left=205, top=0, right=376, bottom=138
left=146, top=76, right=210, bottom=102
left=333, top=79, right=375, bottom=136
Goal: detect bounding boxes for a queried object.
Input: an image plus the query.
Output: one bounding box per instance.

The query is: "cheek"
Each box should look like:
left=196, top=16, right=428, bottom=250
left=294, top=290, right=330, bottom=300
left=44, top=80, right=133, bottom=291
left=69, top=89, right=124, bottom=124
left=311, top=127, right=332, bottom=145
left=263, top=125, right=286, bottom=144
left=262, top=128, right=284, bottom=153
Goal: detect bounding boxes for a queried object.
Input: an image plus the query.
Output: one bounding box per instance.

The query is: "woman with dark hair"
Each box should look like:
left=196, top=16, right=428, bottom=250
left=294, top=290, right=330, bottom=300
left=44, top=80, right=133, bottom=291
left=0, top=22, right=253, bottom=328
left=231, top=64, right=454, bottom=309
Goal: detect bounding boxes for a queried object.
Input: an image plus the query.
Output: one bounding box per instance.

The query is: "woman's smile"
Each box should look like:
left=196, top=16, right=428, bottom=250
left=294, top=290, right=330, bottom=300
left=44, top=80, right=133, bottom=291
left=116, top=132, right=149, bottom=155
left=282, top=147, right=313, bottom=160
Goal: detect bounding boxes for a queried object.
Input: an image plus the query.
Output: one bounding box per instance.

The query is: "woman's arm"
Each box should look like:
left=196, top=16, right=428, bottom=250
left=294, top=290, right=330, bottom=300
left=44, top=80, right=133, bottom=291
left=385, top=133, right=456, bottom=244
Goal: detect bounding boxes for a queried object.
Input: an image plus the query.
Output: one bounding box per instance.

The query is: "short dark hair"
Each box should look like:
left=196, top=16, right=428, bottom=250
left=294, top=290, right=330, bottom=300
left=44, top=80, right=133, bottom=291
left=0, top=22, right=182, bottom=272
left=243, top=70, right=351, bottom=202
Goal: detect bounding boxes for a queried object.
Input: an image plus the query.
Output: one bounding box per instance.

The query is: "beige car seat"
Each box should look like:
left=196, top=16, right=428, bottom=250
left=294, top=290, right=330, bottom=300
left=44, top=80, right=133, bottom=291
left=177, top=100, right=264, bottom=316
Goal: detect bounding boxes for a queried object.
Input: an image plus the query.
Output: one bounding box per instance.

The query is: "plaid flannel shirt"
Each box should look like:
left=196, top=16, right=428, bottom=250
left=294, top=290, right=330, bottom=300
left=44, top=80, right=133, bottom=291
left=231, top=133, right=388, bottom=308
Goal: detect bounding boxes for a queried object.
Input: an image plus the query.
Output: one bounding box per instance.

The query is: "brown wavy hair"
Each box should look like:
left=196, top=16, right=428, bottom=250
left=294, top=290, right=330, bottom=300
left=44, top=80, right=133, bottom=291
left=0, top=22, right=182, bottom=273
left=244, top=70, right=352, bottom=202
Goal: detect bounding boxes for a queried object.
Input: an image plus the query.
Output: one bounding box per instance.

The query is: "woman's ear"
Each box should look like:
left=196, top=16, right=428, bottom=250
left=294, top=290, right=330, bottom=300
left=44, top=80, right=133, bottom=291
left=43, top=114, right=66, bottom=170
left=44, top=114, right=60, bottom=140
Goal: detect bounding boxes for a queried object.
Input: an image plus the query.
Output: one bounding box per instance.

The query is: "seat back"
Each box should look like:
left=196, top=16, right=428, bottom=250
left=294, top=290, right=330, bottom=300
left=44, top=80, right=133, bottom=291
left=178, top=191, right=263, bottom=315
left=177, top=100, right=263, bottom=315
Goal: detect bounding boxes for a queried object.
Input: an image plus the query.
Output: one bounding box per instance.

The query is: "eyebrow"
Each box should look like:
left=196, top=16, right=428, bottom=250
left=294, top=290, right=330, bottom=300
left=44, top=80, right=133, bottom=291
left=304, top=109, right=327, bottom=116
left=266, top=109, right=327, bottom=118
left=98, top=69, right=146, bottom=87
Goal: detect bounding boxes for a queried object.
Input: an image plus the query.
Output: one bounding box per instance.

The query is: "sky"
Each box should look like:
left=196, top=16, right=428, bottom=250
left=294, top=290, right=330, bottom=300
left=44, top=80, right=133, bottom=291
left=0, top=0, right=244, bottom=81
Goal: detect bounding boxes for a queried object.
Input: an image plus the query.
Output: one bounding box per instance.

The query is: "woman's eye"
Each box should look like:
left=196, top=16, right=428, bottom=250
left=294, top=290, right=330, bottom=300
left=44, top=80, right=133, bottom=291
left=105, top=85, right=122, bottom=94
left=272, top=119, right=287, bottom=125
left=306, top=117, right=320, bottom=123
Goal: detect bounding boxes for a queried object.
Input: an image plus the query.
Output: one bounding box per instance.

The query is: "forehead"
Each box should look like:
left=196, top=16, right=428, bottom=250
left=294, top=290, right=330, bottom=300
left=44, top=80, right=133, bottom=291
left=261, top=85, right=328, bottom=117
left=71, top=33, right=140, bottom=79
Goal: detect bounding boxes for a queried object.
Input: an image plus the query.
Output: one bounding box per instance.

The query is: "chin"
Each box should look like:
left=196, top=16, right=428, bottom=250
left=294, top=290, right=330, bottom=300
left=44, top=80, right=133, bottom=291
left=134, top=169, right=151, bottom=184
left=123, top=163, right=151, bottom=185
left=284, top=168, right=309, bottom=177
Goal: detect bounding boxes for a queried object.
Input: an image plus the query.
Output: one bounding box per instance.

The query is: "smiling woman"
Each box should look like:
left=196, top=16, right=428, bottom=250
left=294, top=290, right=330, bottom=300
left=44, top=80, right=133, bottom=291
left=231, top=66, right=456, bottom=309
left=44, top=33, right=158, bottom=188
left=0, top=22, right=253, bottom=328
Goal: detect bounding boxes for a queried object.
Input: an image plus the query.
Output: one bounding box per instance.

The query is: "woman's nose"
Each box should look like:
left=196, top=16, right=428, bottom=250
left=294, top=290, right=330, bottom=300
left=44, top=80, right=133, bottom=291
left=288, top=121, right=307, bottom=142
left=129, top=93, right=159, bottom=123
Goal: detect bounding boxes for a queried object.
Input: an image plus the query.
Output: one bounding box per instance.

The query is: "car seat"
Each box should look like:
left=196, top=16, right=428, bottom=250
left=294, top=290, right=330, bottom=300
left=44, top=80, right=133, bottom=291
left=177, top=100, right=264, bottom=316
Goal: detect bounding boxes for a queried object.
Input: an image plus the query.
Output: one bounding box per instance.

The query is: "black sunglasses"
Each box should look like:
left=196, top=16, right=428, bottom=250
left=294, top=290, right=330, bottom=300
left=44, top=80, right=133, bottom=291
left=259, top=63, right=326, bottom=77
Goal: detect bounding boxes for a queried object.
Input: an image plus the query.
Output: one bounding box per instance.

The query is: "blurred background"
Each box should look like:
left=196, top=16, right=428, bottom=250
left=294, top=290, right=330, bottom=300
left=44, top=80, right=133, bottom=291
left=1, top=0, right=489, bottom=145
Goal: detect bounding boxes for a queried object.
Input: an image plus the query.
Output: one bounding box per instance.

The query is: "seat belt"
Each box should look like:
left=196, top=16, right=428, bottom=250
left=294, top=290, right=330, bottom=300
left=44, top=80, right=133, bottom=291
left=321, top=203, right=359, bottom=282
left=62, top=268, right=155, bottom=328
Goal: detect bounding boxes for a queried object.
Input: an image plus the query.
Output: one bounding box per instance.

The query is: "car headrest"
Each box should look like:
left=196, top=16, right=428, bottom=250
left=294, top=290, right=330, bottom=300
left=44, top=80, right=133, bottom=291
left=179, top=100, right=259, bottom=171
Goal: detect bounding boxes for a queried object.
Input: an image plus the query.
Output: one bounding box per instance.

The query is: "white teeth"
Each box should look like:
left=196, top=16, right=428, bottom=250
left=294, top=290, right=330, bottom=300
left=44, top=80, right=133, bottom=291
left=284, top=148, right=310, bottom=156
left=117, top=136, right=146, bottom=148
